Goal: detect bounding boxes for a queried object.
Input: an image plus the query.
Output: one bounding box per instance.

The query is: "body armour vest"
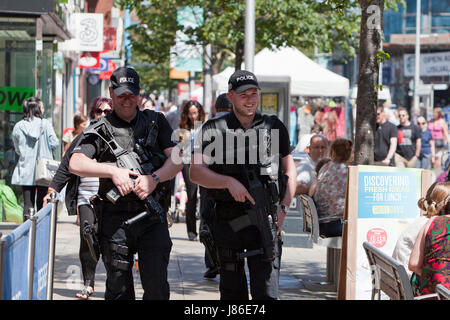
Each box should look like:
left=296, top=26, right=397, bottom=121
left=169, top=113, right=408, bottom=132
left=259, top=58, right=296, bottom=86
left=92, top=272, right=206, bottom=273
left=85, top=110, right=166, bottom=202
left=205, top=113, right=283, bottom=203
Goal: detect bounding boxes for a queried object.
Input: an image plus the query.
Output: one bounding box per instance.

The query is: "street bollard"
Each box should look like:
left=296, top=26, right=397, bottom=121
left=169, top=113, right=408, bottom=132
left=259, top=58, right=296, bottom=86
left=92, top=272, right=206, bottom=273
left=46, top=192, right=58, bottom=300
left=27, top=208, right=37, bottom=300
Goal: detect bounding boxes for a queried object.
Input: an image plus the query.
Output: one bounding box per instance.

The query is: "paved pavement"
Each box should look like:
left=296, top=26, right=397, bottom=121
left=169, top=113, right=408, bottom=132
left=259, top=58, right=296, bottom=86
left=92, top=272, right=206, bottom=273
left=51, top=208, right=337, bottom=300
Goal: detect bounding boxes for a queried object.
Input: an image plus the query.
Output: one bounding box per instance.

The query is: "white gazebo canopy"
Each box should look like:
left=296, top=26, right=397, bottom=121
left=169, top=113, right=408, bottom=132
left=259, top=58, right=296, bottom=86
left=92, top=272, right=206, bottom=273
left=213, top=47, right=349, bottom=97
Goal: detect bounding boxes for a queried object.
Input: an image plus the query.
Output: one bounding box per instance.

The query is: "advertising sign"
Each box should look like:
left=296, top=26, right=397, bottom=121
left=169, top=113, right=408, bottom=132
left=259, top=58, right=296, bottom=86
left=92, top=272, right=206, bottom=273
left=404, top=51, right=450, bottom=77
left=0, top=86, right=35, bottom=111
left=71, top=13, right=103, bottom=51
left=78, top=52, right=100, bottom=69
left=338, top=165, right=431, bottom=300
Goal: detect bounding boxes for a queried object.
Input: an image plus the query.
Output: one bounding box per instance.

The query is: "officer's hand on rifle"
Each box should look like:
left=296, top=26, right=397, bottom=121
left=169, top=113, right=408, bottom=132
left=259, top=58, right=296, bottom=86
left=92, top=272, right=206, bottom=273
left=226, top=176, right=255, bottom=205
left=133, top=175, right=158, bottom=200
left=111, top=167, right=139, bottom=196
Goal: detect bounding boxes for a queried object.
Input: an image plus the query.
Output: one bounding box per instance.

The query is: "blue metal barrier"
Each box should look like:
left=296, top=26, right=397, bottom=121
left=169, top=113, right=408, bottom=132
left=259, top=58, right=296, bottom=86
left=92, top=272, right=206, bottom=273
left=0, top=203, right=52, bottom=300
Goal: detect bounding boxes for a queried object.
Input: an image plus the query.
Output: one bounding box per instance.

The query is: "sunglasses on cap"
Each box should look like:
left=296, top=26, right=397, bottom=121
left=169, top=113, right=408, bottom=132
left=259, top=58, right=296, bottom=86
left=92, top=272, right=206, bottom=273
left=95, top=108, right=112, bottom=115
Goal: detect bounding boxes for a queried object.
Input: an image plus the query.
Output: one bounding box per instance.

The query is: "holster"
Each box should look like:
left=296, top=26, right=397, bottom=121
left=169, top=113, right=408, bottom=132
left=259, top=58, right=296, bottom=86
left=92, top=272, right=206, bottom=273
left=199, top=223, right=220, bottom=270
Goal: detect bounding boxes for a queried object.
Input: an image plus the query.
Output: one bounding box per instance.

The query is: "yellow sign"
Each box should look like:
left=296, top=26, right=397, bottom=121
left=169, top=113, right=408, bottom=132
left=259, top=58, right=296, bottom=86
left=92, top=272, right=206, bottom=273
left=261, top=93, right=278, bottom=115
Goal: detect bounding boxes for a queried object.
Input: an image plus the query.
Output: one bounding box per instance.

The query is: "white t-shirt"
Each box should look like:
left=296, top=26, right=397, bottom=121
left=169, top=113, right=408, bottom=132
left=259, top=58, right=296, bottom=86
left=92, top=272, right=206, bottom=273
left=296, top=154, right=316, bottom=187
left=392, top=216, right=429, bottom=278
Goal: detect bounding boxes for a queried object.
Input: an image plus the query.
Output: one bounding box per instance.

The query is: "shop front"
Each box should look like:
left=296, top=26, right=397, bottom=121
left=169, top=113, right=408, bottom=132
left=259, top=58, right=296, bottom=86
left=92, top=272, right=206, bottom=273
left=0, top=2, right=70, bottom=205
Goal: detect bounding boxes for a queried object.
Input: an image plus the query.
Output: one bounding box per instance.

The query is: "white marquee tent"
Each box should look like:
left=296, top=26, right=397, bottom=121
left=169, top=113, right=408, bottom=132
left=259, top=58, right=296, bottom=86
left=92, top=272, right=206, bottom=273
left=213, top=47, right=349, bottom=97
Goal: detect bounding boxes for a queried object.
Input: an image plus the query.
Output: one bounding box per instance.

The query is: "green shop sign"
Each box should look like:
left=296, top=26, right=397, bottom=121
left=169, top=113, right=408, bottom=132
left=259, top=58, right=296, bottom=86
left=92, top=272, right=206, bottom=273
left=0, top=86, right=35, bottom=111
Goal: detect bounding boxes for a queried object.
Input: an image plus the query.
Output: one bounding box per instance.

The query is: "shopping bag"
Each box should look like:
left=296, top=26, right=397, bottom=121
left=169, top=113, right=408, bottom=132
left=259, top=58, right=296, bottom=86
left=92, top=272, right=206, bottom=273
left=34, top=157, right=60, bottom=187
left=0, top=180, right=23, bottom=223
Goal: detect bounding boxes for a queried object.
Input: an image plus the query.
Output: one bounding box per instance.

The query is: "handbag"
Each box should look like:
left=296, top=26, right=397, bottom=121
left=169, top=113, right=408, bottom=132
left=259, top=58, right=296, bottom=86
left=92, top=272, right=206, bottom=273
left=34, top=119, right=60, bottom=186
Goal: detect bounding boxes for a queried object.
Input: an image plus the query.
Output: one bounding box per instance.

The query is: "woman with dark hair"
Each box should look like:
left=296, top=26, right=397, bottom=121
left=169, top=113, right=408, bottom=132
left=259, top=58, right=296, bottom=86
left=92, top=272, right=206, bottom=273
left=44, top=96, right=112, bottom=299
left=12, top=97, right=59, bottom=221
left=62, top=114, right=88, bottom=156
left=178, top=100, right=205, bottom=240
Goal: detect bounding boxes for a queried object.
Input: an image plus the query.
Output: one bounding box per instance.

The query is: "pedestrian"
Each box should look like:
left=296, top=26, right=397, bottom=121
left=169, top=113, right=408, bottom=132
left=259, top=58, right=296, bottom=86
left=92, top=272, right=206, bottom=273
left=190, top=70, right=297, bottom=300
left=416, top=116, right=435, bottom=170
left=199, top=93, right=232, bottom=279
left=68, top=67, right=183, bottom=300
left=309, top=138, right=352, bottom=237
left=295, top=134, right=329, bottom=196
left=409, top=182, right=450, bottom=296
left=11, top=97, right=59, bottom=221
left=62, top=114, right=88, bottom=156
left=374, top=106, right=398, bottom=166
left=44, top=96, right=113, bottom=299
left=178, top=100, right=206, bottom=241
left=395, top=107, right=421, bottom=168
left=428, top=107, right=449, bottom=171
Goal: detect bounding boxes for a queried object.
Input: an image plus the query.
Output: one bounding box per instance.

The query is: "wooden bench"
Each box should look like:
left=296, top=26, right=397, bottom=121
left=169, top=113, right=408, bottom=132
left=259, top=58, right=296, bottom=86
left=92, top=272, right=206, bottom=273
left=299, top=194, right=342, bottom=292
left=436, top=284, right=450, bottom=300
left=363, top=241, right=437, bottom=300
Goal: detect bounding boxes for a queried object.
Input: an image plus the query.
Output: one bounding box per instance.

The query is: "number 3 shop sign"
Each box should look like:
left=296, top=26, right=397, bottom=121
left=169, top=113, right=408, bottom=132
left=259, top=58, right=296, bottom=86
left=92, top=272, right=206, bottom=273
left=0, top=86, right=35, bottom=111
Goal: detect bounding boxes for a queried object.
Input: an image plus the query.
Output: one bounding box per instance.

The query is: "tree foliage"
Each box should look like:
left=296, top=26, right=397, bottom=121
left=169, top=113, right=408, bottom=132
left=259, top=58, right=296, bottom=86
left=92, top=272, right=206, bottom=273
left=118, top=0, right=363, bottom=75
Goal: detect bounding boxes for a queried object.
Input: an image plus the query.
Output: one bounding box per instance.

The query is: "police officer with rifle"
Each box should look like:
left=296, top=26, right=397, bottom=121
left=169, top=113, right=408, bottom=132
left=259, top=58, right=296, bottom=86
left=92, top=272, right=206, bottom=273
left=69, top=67, right=183, bottom=300
left=190, top=70, right=297, bottom=300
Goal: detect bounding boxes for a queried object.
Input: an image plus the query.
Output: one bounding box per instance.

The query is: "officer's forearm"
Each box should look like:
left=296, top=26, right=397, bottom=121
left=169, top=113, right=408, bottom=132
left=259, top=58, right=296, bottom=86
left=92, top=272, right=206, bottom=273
left=153, top=157, right=183, bottom=183
left=190, top=162, right=231, bottom=189
left=69, top=152, right=115, bottom=178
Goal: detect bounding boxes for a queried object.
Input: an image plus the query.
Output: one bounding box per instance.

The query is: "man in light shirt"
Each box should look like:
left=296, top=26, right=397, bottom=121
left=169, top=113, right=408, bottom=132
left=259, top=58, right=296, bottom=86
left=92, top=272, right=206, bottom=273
left=295, top=134, right=328, bottom=195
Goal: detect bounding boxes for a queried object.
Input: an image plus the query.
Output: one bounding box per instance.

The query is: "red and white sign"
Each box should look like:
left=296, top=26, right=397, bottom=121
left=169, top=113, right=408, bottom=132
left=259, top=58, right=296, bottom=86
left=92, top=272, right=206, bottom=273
left=98, top=59, right=117, bottom=80
left=78, top=51, right=100, bottom=69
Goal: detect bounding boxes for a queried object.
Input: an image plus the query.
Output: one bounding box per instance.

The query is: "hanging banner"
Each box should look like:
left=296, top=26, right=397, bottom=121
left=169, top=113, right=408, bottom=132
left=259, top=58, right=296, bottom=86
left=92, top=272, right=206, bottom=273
left=103, top=27, right=117, bottom=51
left=170, top=6, right=203, bottom=72
left=59, top=13, right=104, bottom=52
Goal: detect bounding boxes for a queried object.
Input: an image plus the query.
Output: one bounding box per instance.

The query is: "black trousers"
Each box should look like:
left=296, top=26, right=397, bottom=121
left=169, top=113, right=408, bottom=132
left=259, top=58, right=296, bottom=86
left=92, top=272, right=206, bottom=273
left=182, top=164, right=198, bottom=236
left=78, top=204, right=99, bottom=288
left=214, top=205, right=282, bottom=300
left=22, top=185, right=47, bottom=221
left=199, top=186, right=215, bottom=268
left=100, top=202, right=172, bottom=300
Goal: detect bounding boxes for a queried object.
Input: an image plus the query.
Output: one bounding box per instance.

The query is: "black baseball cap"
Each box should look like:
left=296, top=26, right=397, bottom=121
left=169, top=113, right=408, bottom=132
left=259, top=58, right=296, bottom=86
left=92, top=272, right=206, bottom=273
left=110, top=67, right=140, bottom=96
left=228, top=70, right=260, bottom=93
left=215, top=93, right=232, bottom=110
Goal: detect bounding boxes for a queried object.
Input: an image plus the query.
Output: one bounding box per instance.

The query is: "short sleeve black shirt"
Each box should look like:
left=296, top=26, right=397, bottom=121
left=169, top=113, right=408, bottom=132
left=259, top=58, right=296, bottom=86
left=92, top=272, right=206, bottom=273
left=374, top=121, right=398, bottom=162
left=72, top=107, right=176, bottom=200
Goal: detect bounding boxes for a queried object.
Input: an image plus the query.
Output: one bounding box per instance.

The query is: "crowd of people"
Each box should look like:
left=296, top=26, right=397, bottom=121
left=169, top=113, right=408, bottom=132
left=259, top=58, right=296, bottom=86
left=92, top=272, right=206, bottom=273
left=7, top=64, right=449, bottom=300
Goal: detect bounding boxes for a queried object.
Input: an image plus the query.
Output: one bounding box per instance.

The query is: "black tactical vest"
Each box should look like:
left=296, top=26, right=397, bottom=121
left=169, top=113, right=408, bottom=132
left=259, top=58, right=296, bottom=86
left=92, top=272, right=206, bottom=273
left=206, top=112, right=284, bottom=202
left=89, top=110, right=166, bottom=202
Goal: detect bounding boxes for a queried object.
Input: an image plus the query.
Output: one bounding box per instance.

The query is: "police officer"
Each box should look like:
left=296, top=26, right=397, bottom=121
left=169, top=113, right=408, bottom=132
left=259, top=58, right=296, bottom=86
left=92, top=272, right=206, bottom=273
left=190, top=70, right=297, bottom=300
left=69, top=67, right=183, bottom=300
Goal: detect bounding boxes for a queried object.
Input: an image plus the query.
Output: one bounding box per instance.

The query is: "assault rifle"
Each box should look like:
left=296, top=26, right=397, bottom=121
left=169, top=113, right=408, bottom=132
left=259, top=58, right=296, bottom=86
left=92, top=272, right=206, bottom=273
left=199, top=223, right=220, bottom=270
left=83, top=120, right=167, bottom=224
left=228, top=166, right=279, bottom=261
